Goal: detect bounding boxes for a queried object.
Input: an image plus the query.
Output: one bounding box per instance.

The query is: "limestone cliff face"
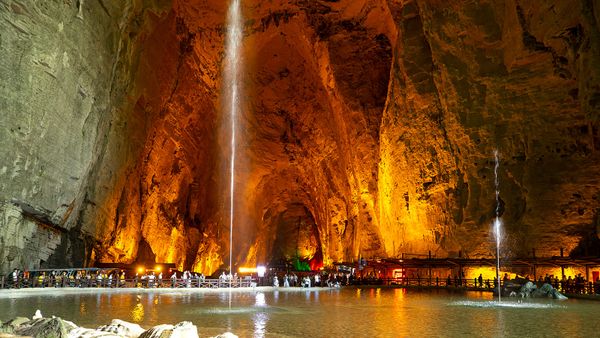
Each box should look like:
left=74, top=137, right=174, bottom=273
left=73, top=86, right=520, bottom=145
left=0, top=0, right=169, bottom=272
left=1, top=0, right=599, bottom=275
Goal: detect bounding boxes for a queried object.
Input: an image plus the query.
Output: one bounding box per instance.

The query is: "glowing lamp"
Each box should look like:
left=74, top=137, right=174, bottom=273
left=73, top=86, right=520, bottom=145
left=257, top=266, right=266, bottom=278
left=137, top=267, right=145, bottom=274
left=155, top=266, right=162, bottom=272
left=239, top=267, right=257, bottom=274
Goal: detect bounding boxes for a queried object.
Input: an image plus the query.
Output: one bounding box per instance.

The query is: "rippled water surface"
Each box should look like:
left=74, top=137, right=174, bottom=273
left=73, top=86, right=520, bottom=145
left=0, top=287, right=599, bottom=337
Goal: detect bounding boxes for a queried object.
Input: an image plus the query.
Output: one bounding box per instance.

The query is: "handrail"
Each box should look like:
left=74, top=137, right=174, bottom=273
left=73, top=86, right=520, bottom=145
left=0, top=276, right=598, bottom=295
left=354, top=277, right=600, bottom=295
left=0, top=277, right=257, bottom=290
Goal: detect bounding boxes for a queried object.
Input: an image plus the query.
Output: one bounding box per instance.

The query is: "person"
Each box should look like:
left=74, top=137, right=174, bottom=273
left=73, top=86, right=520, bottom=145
left=170, top=271, right=177, bottom=288
left=96, top=272, right=103, bottom=287
left=446, top=275, right=452, bottom=287
left=184, top=271, right=192, bottom=288
left=273, top=276, right=279, bottom=287
left=148, top=272, right=156, bottom=288
left=38, top=272, right=46, bottom=288
left=283, top=275, right=290, bottom=287
left=11, top=268, right=19, bottom=288
left=478, top=274, right=483, bottom=288
left=314, top=274, right=320, bottom=287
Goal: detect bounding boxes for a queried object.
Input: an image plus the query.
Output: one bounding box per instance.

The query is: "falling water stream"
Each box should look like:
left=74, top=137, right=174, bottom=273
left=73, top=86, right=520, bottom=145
left=493, top=150, right=501, bottom=302
left=224, top=0, right=242, bottom=277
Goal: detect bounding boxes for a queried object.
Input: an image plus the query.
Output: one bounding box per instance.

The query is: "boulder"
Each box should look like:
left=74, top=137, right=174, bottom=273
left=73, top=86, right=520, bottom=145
left=15, top=317, right=76, bottom=338
left=517, top=281, right=537, bottom=298
left=210, top=333, right=238, bottom=338
left=0, top=318, right=30, bottom=334
left=511, top=281, right=568, bottom=300
left=139, top=322, right=198, bottom=338
left=0, top=334, right=31, bottom=338
left=96, top=319, right=145, bottom=337
left=68, top=327, right=123, bottom=338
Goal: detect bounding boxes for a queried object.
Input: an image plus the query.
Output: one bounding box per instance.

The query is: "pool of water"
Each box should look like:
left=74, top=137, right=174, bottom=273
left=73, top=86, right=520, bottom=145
left=0, top=287, right=598, bottom=337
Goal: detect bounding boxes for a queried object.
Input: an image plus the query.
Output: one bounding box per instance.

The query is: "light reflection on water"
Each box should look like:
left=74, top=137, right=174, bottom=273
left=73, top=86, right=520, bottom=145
left=131, top=303, right=144, bottom=323
left=0, top=288, right=599, bottom=337
left=449, top=300, right=565, bottom=309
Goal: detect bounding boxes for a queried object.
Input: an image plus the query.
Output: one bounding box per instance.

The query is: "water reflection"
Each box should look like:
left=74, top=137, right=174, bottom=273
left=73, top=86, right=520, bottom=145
left=1, top=289, right=599, bottom=337
left=255, top=292, right=266, bottom=307
left=253, top=312, right=269, bottom=338
left=131, top=303, right=144, bottom=322
left=79, top=302, right=87, bottom=315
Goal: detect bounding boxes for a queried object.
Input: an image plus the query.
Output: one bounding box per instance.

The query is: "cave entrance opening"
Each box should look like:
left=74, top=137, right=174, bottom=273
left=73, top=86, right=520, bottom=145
left=269, top=203, right=323, bottom=271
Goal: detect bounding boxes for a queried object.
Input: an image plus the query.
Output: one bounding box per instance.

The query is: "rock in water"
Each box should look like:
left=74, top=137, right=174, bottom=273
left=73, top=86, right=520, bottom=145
left=15, top=317, right=76, bottom=338
left=0, top=317, right=30, bottom=334
left=68, top=327, right=124, bottom=338
left=514, top=281, right=568, bottom=300
left=139, top=322, right=198, bottom=338
left=211, top=333, right=238, bottom=338
left=96, top=319, right=145, bottom=337
left=517, top=281, right=537, bottom=298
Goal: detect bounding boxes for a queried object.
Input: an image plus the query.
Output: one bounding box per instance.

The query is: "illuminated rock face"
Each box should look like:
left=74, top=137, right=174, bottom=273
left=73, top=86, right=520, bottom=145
left=1, top=0, right=599, bottom=275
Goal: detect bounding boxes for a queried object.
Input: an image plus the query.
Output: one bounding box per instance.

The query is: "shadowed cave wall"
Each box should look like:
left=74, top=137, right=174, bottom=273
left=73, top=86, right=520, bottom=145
left=1, top=0, right=599, bottom=275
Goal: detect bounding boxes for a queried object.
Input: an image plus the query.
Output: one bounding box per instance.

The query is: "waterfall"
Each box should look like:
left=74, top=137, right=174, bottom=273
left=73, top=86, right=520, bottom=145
left=494, top=150, right=502, bottom=302
left=224, top=0, right=242, bottom=275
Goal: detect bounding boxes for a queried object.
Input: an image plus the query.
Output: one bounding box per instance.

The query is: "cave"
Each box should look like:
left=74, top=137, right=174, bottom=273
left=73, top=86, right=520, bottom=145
left=265, top=203, right=323, bottom=270
left=1, top=0, right=600, bottom=278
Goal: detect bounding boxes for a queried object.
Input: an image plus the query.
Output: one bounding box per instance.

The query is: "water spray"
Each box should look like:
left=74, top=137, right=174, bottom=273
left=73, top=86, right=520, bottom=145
left=225, top=0, right=242, bottom=280
left=494, top=150, right=501, bottom=302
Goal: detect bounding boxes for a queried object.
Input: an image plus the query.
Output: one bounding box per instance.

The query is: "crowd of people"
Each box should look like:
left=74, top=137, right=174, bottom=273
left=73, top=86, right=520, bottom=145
left=4, top=267, right=600, bottom=295
left=271, top=272, right=352, bottom=288
left=535, top=273, right=600, bottom=294
left=5, top=268, right=128, bottom=288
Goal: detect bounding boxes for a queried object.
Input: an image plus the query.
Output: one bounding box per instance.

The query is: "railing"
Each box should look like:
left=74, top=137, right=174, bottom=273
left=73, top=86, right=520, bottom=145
left=1, top=275, right=598, bottom=296
left=0, top=276, right=257, bottom=290
left=355, top=277, right=495, bottom=289
left=354, top=277, right=600, bottom=296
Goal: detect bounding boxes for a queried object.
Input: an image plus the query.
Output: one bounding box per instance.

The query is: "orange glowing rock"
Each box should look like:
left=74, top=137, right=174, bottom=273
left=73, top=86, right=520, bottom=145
left=82, top=0, right=600, bottom=277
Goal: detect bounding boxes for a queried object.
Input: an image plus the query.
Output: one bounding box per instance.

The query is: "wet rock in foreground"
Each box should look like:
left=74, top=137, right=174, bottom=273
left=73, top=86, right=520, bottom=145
left=1, top=311, right=237, bottom=338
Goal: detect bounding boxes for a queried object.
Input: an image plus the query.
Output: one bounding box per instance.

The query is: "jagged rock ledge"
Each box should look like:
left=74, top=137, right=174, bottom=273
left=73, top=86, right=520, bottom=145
left=0, top=311, right=237, bottom=338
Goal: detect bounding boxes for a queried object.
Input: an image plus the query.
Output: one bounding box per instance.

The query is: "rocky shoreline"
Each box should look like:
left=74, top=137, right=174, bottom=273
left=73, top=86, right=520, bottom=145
left=0, top=311, right=235, bottom=338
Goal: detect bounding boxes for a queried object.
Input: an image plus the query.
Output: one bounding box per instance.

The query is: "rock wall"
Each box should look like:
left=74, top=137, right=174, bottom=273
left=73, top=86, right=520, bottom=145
left=1, top=0, right=599, bottom=275
left=0, top=0, right=170, bottom=274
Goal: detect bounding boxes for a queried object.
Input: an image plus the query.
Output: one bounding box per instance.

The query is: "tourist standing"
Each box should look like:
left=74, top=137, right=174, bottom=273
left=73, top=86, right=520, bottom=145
left=170, top=271, right=177, bottom=288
